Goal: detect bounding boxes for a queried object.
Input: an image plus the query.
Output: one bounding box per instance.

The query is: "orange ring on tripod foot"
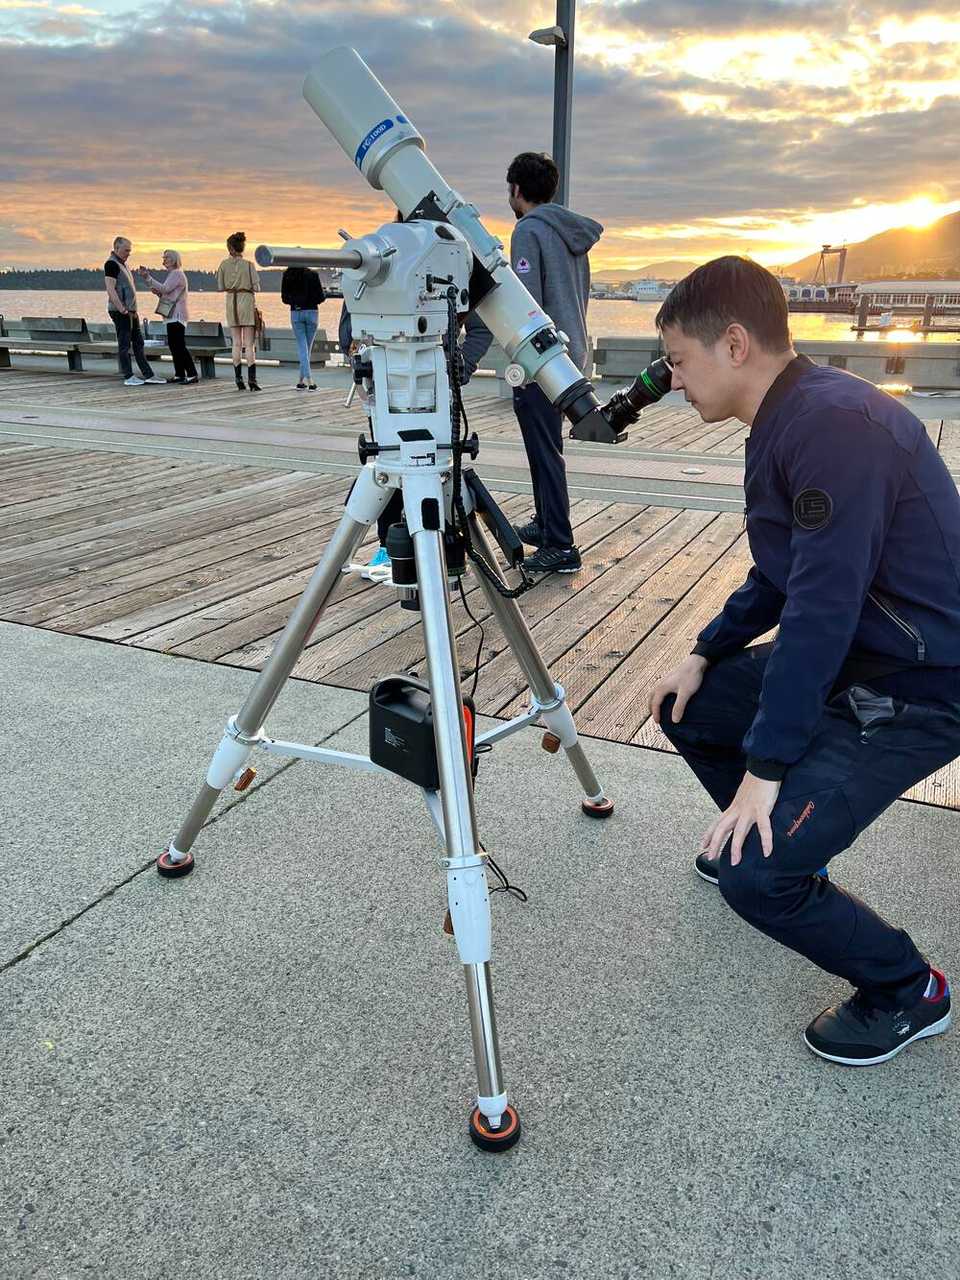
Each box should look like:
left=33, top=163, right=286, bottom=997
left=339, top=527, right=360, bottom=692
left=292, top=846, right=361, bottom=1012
left=157, top=849, right=195, bottom=878
left=469, top=1104, right=521, bottom=1153
left=581, top=797, right=614, bottom=819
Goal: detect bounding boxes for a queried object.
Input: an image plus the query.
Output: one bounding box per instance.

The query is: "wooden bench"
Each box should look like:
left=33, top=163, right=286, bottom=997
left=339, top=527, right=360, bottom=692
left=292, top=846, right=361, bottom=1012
left=0, top=316, right=231, bottom=378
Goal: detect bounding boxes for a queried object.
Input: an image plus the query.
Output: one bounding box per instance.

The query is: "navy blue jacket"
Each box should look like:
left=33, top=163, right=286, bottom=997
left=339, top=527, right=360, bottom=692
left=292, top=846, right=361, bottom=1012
left=694, top=355, right=960, bottom=776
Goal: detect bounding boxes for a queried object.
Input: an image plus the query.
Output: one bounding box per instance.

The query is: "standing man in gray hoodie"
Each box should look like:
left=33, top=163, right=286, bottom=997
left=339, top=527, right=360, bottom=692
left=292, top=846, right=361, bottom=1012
left=507, top=151, right=603, bottom=575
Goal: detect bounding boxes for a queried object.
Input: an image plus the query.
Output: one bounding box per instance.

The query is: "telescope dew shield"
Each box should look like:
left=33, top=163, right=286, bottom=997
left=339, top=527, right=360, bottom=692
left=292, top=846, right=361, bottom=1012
left=303, top=48, right=444, bottom=215
left=303, top=47, right=619, bottom=442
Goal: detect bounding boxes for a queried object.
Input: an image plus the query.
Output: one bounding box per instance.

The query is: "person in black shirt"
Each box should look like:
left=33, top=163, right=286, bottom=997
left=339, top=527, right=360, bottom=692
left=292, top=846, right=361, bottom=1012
left=281, top=266, right=325, bottom=389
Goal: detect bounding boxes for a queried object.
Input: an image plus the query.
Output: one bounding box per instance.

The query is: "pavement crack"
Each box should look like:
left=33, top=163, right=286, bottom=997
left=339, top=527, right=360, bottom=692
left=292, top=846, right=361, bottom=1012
left=0, top=704, right=368, bottom=978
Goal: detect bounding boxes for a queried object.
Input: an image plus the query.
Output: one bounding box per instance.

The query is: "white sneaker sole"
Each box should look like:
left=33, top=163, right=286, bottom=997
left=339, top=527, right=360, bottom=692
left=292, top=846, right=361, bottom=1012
left=803, top=1009, right=952, bottom=1066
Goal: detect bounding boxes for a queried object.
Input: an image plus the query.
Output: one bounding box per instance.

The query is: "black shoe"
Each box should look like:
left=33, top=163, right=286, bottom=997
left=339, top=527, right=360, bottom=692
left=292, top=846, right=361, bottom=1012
left=514, top=519, right=544, bottom=547
left=234, top=366, right=246, bottom=391
left=247, top=364, right=261, bottom=392
left=804, top=970, right=951, bottom=1066
left=166, top=376, right=186, bottom=384
left=694, top=851, right=829, bottom=885
left=523, top=545, right=581, bottom=575
left=184, top=374, right=199, bottom=384
left=695, top=851, right=719, bottom=884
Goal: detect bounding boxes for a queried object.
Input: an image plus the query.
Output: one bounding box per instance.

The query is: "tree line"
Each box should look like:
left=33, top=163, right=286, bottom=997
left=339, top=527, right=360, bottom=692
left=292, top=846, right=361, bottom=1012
left=0, top=267, right=342, bottom=294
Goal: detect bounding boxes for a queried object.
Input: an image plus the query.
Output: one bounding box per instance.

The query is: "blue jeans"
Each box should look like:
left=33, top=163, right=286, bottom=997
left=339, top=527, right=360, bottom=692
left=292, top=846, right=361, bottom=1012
left=290, top=308, right=319, bottom=380
left=659, top=644, right=960, bottom=1007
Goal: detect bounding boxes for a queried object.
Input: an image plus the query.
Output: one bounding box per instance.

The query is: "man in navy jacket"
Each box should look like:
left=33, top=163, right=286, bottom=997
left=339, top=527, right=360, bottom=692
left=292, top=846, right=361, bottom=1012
left=651, top=256, right=958, bottom=1067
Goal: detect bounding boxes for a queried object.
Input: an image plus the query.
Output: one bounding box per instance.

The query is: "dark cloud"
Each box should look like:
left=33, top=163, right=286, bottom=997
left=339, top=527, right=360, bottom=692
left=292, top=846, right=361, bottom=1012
left=1, top=0, right=959, bottom=265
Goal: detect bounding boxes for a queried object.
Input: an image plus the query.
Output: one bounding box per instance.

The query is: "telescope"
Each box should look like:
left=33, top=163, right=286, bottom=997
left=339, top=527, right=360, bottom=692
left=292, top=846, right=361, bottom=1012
left=293, top=46, right=667, bottom=443
left=158, top=47, right=641, bottom=1157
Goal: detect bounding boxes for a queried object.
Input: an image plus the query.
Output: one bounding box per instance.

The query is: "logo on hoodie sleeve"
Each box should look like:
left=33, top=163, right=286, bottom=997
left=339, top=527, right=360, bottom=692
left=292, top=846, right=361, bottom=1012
left=516, top=257, right=531, bottom=274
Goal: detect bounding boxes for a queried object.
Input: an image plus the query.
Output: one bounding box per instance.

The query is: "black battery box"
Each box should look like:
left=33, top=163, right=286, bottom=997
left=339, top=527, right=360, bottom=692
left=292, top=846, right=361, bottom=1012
left=369, top=675, right=476, bottom=790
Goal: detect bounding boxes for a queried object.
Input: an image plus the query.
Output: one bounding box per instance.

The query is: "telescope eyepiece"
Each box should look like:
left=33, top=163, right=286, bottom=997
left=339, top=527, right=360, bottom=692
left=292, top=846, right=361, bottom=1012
left=604, top=357, right=673, bottom=432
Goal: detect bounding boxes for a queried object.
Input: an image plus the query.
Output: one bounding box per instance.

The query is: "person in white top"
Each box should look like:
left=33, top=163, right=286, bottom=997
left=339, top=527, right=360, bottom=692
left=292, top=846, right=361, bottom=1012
left=138, top=250, right=198, bottom=384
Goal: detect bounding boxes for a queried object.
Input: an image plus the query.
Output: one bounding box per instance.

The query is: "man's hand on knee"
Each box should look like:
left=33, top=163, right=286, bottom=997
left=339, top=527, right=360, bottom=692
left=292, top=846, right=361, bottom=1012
left=702, top=772, right=781, bottom=865
left=650, top=654, right=709, bottom=725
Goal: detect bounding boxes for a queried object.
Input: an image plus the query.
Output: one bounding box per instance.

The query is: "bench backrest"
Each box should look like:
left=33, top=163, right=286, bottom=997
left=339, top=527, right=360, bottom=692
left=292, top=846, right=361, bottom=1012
left=23, top=316, right=91, bottom=343
left=181, top=320, right=228, bottom=349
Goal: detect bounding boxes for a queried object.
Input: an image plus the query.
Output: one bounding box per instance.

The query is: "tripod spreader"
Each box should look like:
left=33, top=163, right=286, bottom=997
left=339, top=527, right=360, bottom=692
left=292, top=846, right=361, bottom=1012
left=357, top=432, right=479, bottom=463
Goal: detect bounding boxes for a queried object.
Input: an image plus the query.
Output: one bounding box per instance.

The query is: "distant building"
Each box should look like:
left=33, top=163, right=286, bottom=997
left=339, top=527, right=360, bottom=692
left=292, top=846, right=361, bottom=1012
left=853, top=280, right=960, bottom=312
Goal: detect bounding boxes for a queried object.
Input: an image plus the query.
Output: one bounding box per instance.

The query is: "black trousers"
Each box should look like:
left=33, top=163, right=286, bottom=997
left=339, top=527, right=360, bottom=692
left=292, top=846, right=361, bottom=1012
left=659, top=644, right=960, bottom=1008
left=512, top=383, right=574, bottom=549
left=166, top=322, right=198, bottom=380
left=109, top=310, right=154, bottom=380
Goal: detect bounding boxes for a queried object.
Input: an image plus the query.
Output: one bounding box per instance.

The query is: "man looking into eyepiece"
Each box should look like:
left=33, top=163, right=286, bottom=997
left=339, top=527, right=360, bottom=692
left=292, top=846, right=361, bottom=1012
left=507, top=151, right=602, bottom=576
left=649, top=256, right=960, bottom=1066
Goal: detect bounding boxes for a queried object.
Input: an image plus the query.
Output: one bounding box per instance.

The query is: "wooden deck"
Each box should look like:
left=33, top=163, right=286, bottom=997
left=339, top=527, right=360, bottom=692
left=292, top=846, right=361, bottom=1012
left=1, top=366, right=959, bottom=809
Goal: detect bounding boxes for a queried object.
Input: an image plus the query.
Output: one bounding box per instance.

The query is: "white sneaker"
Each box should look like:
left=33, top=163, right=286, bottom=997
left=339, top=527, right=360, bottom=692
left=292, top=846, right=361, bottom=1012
left=124, top=376, right=145, bottom=386
left=144, top=375, right=166, bottom=385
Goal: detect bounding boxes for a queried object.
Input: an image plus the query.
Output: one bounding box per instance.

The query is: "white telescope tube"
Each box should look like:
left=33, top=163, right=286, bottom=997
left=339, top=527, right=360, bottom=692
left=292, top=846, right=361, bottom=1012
left=302, top=48, right=607, bottom=426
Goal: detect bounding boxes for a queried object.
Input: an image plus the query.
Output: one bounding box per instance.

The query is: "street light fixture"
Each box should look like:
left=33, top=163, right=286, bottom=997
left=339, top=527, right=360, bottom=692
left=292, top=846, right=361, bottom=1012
left=528, top=1, right=575, bottom=206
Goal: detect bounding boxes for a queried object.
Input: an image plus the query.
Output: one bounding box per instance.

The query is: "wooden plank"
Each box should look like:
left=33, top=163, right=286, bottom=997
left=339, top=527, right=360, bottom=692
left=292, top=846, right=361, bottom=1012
left=476, top=508, right=717, bottom=714
left=566, top=524, right=752, bottom=740
left=3, top=484, right=351, bottom=624
left=310, top=500, right=642, bottom=689
left=0, top=475, right=337, bottom=598
left=0, top=471, right=320, bottom=568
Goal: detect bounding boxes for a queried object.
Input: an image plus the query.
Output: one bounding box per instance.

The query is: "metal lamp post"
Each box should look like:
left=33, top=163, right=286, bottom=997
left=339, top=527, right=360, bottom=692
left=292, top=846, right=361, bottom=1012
left=529, top=0, right=575, bottom=206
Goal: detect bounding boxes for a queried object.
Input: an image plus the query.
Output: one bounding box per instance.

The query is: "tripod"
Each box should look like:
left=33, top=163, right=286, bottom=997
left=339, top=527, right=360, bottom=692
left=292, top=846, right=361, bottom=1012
left=158, top=224, right=614, bottom=1152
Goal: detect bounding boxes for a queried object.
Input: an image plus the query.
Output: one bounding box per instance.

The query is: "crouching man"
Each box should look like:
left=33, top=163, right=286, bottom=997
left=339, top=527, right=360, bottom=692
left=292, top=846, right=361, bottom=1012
left=649, top=256, right=960, bottom=1065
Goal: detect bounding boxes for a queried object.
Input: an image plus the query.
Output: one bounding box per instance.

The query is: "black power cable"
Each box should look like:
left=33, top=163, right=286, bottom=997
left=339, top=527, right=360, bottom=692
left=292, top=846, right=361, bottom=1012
left=445, top=292, right=534, bottom=601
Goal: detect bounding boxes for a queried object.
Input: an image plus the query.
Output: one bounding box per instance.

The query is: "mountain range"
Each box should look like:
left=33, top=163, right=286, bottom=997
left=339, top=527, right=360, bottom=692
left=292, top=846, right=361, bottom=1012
left=593, top=210, right=960, bottom=285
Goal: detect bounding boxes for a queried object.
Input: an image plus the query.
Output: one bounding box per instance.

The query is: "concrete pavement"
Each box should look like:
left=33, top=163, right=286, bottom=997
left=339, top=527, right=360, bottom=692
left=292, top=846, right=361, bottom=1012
left=2, top=621, right=959, bottom=1279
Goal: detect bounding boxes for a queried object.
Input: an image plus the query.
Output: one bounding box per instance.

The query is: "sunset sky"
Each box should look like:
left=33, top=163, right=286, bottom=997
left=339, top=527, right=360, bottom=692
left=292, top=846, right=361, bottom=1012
left=2, top=1, right=960, bottom=272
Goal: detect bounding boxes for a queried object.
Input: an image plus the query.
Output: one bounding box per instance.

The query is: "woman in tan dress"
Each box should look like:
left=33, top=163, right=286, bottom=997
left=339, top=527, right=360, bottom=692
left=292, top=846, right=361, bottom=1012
left=216, top=230, right=261, bottom=391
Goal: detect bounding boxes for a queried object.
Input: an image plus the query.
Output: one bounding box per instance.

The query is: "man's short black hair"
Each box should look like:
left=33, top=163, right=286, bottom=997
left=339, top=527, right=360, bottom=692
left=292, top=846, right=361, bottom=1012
left=506, top=152, right=559, bottom=205
left=656, top=256, right=791, bottom=354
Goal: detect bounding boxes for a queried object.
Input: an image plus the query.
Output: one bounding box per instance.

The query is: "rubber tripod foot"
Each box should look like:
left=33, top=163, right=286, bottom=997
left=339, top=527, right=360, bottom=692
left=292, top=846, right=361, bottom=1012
left=581, top=797, right=614, bottom=819
left=157, top=849, right=195, bottom=878
left=469, top=1105, right=521, bottom=1153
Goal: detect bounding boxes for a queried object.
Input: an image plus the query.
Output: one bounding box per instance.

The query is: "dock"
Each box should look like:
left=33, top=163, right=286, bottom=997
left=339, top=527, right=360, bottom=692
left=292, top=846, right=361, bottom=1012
left=2, top=363, right=959, bottom=809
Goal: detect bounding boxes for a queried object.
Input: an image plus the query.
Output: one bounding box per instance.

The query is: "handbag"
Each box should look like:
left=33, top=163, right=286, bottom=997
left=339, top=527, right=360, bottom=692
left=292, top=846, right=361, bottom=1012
left=249, top=262, right=265, bottom=341
left=155, top=297, right=175, bottom=318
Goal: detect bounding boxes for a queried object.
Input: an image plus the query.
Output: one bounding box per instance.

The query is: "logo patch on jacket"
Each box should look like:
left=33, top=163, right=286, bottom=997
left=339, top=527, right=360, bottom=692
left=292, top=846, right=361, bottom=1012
left=516, top=257, right=531, bottom=274
left=794, top=488, right=833, bottom=530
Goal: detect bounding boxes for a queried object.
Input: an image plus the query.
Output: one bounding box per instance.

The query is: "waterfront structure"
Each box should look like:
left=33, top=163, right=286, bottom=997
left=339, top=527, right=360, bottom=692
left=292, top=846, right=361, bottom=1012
left=854, top=280, right=960, bottom=313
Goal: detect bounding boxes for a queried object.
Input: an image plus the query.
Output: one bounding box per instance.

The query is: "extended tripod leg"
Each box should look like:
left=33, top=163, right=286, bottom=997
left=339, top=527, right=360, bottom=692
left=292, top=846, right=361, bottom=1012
left=408, top=485, right=520, bottom=1151
left=158, top=469, right=390, bottom=877
left=466, top=512, right=614, bottom=819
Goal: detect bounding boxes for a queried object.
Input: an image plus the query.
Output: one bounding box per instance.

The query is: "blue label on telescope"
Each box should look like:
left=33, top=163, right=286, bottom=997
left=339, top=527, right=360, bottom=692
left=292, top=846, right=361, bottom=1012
left=355, top=117, right=394, bottom=169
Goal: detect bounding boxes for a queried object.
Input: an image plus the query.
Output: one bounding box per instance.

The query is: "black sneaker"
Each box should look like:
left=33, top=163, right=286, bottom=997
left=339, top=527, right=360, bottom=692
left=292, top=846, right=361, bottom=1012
left=523, top=545, right=582, bottom=575
left=695, top=852, right=829, bottom=885
left=695, top=851, right=719, bottom=884
left=515, top=519, right=544, bottom=547
left=804, top=969, right=951, bottom=1066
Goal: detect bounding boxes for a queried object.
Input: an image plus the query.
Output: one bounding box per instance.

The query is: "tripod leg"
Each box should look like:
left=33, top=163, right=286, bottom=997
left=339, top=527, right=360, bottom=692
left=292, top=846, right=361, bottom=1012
left=410, top=502, right=520, bottom=1152
left=158, top=469, right=389, bottom=878
left=466, top=512, right=614, bottom=819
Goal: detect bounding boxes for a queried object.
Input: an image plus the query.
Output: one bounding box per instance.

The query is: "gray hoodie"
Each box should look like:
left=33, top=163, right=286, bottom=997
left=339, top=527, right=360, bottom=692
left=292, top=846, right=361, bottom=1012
left=510, top=204, right=603, bottom=373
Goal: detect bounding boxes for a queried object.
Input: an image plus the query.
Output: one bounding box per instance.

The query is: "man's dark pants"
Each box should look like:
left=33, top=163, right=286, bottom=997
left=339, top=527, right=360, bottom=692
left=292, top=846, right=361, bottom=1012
left=109, top=310, right=154, bottom=380
left=659, top=644, right=960, bottom=1008
left=512, top=384, right=574, bottom=549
